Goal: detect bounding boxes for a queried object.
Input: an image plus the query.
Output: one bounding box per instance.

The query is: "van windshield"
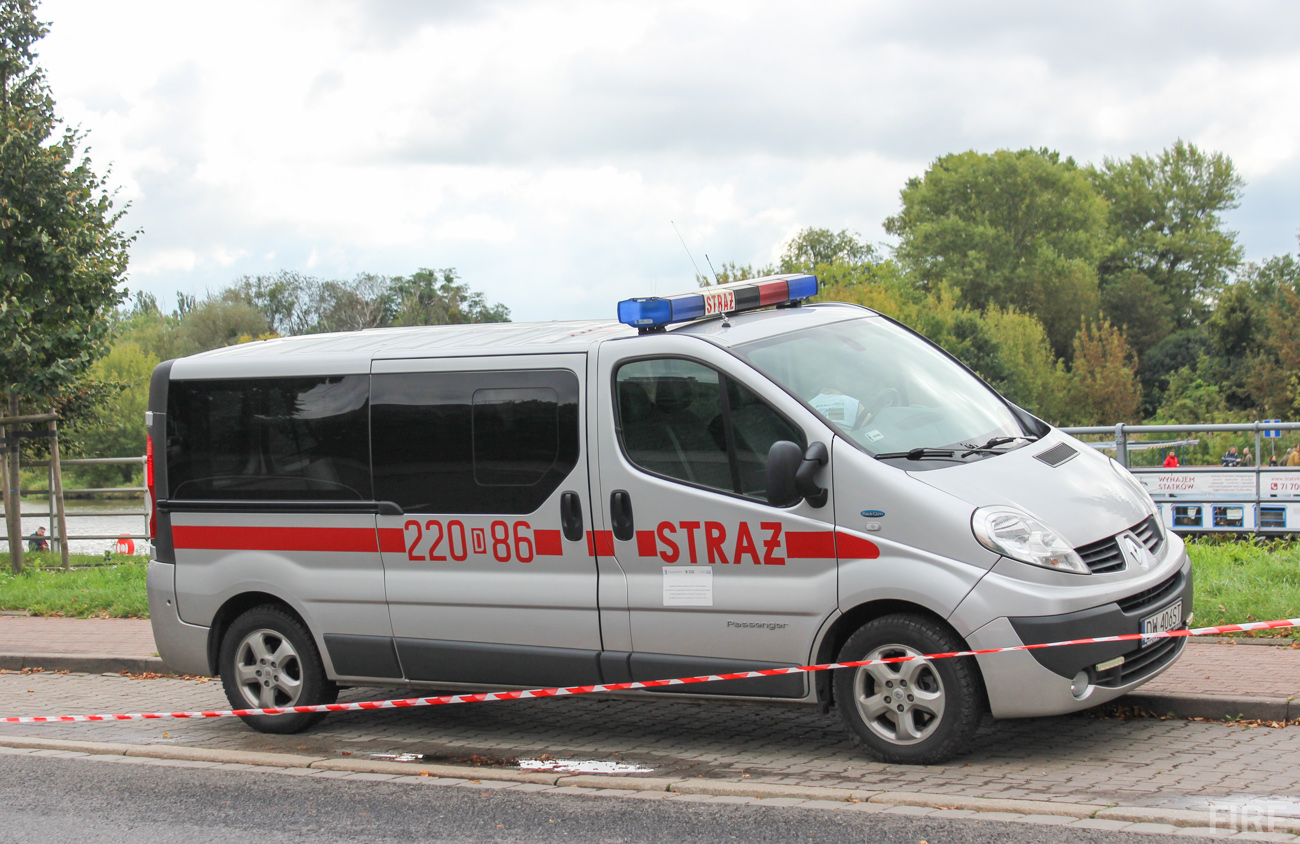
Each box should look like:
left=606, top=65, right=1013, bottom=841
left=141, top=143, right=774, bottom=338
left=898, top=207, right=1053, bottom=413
left=733, top=315, right=1030, bottom=459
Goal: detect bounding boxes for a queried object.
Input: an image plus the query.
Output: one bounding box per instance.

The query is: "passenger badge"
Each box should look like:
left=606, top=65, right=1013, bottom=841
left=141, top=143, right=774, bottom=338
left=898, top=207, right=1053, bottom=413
left=1119, top=533, right=1150, bottom=570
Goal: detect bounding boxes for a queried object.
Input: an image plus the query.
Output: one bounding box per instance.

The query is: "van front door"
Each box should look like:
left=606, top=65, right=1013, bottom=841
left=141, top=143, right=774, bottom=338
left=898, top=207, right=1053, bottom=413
left=593, top=337, right=841, bottom=697
left=371, top=354, right=602, bottom=688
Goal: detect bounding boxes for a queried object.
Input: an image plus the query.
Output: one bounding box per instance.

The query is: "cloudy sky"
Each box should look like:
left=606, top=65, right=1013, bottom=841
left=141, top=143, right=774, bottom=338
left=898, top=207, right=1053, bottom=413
left=39, top=0, right=1300, bottom=321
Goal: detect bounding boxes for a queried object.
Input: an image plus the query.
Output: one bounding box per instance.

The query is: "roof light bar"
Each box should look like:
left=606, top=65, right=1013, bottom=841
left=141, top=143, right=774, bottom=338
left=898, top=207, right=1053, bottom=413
left=617, top=273, right=818, bottom=332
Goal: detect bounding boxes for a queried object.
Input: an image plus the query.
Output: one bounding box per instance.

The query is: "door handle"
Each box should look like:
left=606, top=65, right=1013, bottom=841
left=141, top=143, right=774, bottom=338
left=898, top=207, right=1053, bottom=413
left=610, top=489, right=634, bottom=542
left=560, top=491, right=584, bottom=542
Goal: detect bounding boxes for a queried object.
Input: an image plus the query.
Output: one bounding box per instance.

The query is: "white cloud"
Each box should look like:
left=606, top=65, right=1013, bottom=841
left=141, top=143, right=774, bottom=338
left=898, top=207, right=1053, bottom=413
left=37, top=0, right=1300, bottom=321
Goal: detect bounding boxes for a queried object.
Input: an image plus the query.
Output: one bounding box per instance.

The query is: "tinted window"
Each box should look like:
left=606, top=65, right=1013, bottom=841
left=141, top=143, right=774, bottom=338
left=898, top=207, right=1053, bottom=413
left=372, top=370, right=579, bottom=514
left=167, top=376, right=372, bottom=501
left=615, top=359, right=803, bottom=500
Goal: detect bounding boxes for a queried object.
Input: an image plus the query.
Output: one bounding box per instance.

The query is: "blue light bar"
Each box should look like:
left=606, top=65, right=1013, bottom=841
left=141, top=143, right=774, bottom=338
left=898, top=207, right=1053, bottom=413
left=617, top=273, right=818, bottom=331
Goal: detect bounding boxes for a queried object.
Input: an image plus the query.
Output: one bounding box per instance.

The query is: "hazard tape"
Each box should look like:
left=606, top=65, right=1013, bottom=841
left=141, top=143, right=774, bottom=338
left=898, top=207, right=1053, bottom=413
left=2, top=617, right=1297, bottom=724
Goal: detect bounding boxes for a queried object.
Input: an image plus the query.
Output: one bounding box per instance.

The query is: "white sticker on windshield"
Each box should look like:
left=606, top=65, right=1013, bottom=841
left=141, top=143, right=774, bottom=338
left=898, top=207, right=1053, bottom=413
left=809, top=392, right=860, bottom=424
left=864, top=430, right=885, bottom=442
left=663, top=567, right=712, bottom=607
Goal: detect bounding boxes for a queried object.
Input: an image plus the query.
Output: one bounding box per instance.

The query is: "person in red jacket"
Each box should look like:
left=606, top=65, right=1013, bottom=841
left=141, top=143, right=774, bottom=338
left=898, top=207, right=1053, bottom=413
left=1163, top=450, right=1179, bottom=468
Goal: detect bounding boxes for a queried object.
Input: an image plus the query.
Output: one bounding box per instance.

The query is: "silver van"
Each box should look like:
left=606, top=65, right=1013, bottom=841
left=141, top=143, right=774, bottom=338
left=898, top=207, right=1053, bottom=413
left=146, top=273, right=1190, bottom=764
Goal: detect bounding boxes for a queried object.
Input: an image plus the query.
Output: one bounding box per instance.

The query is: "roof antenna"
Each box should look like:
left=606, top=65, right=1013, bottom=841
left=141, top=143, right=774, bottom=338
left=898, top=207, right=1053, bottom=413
left=704, top=254, right=721, bottom=286
left=671, top=220, right=706, bottom=283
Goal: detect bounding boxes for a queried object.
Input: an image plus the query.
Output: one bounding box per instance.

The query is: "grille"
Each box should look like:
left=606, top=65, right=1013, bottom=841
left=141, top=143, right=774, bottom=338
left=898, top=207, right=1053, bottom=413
left=1034, top=443, right=1078, bottom=467
left=1116, top=571, right=1183, bottom=614
left=1073, top=515, right=1165, bottom=575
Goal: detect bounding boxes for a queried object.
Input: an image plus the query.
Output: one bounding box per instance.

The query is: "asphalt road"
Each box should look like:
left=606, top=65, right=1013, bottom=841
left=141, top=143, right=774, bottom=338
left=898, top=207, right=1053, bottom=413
left=0, top=754, right=1201, bottom=844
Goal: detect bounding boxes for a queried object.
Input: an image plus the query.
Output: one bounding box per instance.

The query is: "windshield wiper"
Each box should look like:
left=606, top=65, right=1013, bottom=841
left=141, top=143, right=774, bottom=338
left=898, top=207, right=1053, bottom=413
left=874, top=448, right=959, bottom=460
left=955, top=435, right=1036, bottom=457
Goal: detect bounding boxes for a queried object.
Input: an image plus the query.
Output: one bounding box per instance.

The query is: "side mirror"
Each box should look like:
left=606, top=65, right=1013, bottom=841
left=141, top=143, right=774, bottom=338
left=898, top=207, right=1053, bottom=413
left=766, top=441, right=829, bottom=508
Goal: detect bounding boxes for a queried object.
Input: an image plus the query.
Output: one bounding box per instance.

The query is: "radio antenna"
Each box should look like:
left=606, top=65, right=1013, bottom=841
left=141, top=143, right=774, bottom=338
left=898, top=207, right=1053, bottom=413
left=704, top=254, right=721, bottom=286
left=670, top=220, right=705, bottom=281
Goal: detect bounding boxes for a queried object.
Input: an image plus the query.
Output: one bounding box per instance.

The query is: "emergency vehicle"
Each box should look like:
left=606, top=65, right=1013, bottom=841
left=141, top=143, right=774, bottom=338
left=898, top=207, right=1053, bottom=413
left=145, top=274, right=1190, bottom=764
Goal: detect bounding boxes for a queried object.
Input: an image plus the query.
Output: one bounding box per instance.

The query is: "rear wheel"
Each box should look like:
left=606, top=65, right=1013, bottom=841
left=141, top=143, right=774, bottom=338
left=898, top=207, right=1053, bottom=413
left=834, top=614, right=984, bottom=764
left=219, top=605, right=337, bottom=734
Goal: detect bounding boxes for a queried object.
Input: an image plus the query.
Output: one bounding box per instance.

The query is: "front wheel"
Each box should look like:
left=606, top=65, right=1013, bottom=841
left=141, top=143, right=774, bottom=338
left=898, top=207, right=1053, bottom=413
left=833, top=614, right=984, bottom=764
left=219, top=605, right=338, bottom=734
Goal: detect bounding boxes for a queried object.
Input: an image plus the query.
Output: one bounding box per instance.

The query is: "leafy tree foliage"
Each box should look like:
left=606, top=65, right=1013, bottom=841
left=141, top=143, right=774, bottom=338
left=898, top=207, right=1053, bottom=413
left=1091, top=140, right=1244, bottom=328
left=884, top=148, right=1107, bottom=357
left=0, top=0, right=131, bottom=409
left=778, top=227, right=876, bottom=272
left=1069, top=320, right=1142, bottom=425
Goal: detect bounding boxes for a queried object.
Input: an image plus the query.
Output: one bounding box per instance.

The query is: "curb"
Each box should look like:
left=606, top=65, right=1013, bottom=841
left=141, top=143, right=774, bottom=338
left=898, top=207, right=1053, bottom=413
left=1120, top=691, right=1294, bottom=722
left=0, top=735, right=1296, bottom=836
left=0, top=654, right=169, bottom=675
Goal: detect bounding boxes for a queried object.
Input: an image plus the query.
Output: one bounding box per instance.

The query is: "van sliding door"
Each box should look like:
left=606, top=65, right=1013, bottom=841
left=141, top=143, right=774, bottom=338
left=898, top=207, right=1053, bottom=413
left=370, top=354, right=602, bottom=688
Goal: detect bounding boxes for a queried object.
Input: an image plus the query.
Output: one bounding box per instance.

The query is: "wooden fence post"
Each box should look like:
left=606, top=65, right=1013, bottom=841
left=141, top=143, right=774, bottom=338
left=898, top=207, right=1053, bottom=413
left=4, top=396, right=21, bottom=575
left=49, top=418, right=69, bottom=571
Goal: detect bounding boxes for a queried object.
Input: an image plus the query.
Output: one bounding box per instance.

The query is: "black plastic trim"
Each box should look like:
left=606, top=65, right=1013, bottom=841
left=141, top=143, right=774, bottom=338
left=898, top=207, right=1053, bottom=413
left=629, top=652, right=805, bottom=698
left=395, top=638, right=603, bottom=687
left=324, top=634, right=403, bottom=679
left=1009, top=562, right=1193, bottom=679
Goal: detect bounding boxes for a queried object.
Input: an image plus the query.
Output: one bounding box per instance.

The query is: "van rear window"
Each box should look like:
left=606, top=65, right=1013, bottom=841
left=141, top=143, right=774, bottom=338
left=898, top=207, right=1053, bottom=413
left=371, top=370, right=580, bottom=514
left=166, top=376, right=372, bottom=501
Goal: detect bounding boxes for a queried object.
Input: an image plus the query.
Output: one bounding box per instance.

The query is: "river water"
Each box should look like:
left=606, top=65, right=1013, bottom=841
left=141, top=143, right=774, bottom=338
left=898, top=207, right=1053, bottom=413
left=4, top=498, right=151, bottom=556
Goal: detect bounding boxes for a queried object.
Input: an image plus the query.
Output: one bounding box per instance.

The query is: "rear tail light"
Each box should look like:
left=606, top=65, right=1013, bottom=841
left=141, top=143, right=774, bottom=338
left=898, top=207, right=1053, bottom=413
left=146, top=434, right=157, bottom=540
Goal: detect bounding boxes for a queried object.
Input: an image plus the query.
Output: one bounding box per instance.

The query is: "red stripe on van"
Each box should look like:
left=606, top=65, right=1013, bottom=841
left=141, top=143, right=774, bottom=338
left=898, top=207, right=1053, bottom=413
left=785, top=530, right=836, bottom=559
left=635, top=530, right=657, bottom=557
left=586, top=530, right=615, bottom=557
left=378, top=528, right=406, bottom=554
left=835, top=530, right=880, bottom=560
left=173, top=525, right=380, bottom=553
left=534, top=530, right=563, bottom=556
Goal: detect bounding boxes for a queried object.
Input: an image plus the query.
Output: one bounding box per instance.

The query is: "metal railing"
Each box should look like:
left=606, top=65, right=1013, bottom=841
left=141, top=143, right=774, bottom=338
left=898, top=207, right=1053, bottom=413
left=3, top=455, right=147, bottom=551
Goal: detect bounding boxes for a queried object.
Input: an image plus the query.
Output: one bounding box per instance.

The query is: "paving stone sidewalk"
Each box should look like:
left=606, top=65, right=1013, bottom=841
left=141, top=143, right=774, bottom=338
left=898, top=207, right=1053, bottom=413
left=0, top=668, right=1298, bottom=820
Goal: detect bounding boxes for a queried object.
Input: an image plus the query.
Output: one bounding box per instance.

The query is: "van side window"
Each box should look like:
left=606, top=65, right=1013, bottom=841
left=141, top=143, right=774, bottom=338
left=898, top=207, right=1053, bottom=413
left=371, top=370, right=579, bottom=514
left=167, top=376, right=372, bottom=501
left=615, top=359, right=804, bottom=500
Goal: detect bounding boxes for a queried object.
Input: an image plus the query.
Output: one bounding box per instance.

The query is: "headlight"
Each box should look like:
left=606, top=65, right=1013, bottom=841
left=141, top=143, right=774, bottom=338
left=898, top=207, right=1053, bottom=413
left=971, top=506, right=1089, bottom=574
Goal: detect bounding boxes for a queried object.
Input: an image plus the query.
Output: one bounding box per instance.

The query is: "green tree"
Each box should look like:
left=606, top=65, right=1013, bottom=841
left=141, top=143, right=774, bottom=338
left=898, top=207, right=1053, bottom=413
left=0, top=0, right=131, bottom=407
left=884, top=148, right=1108, bottom=357
left=72, top=340, right=157, bottom=486
left=1068, top=320, right=1142, bottom=425
left=1100, top=269, right=1175, bottom=357
left=390, top=268, right=510, bottom=325
left=778, top=227, right=876, bottom=273
left=1138, top=329, right=1211, bottom=416
left=1091, top=140, right=1244, bottom=328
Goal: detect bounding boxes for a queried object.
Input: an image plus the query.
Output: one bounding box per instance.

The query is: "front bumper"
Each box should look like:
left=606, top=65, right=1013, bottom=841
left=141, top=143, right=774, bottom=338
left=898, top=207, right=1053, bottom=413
left=970, top=557, right=1193, bottom=718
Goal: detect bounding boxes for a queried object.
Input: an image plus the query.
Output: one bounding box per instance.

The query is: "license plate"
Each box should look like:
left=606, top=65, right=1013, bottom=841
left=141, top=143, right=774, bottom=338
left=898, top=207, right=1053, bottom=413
left=1141, top=600, right=1183, bottom=647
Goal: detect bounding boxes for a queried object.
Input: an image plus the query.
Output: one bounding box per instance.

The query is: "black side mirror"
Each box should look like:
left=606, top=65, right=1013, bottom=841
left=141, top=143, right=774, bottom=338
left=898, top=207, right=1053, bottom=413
left=766, top=441, right=829, bottom=508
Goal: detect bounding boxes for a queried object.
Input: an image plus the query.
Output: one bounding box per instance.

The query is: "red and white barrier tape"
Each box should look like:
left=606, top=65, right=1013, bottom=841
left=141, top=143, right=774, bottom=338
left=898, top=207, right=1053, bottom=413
left=2, top=617, right=1297, bottom=724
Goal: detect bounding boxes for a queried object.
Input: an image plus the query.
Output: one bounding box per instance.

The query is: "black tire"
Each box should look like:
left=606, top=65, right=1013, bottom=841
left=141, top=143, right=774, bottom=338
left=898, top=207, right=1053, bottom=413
left=219, top=605, right=338, bottom=734
left=833, top=613, right=984, bottom=765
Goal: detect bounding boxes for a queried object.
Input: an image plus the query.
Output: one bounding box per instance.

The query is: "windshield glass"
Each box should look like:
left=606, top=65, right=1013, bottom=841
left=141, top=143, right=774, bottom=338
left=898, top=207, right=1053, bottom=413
left=733, top=315, right=1027, bottom=456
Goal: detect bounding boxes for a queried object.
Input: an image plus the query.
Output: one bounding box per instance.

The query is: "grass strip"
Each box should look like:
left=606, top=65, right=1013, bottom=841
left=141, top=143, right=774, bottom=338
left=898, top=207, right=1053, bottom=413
left=1187, top=537, right=1300, bottom=639
left=0, top=554, right=149, bottom=618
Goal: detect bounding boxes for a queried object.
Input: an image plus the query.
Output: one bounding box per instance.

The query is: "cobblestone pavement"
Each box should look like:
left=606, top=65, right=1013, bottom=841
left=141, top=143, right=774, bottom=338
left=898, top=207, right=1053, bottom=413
left=0, top=616, right=158, bottom=657
left=1, top=670, right=1297, bottom=818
